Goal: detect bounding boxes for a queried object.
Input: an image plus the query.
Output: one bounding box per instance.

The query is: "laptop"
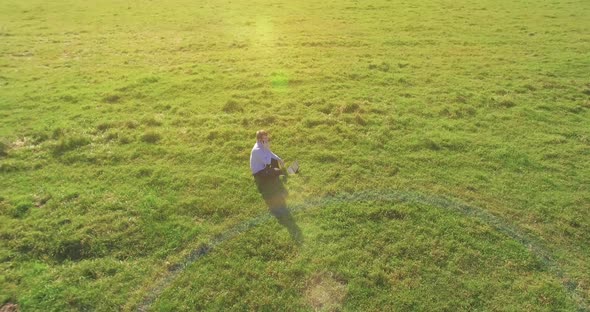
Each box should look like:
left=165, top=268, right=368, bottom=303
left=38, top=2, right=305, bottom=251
left=287, top=160, right=299, bottom=175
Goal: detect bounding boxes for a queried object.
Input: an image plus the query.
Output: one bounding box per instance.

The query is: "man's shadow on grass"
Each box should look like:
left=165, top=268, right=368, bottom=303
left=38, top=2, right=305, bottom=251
left=255, top=159, right=303, bottom=244
left=265, top=193, right=303, bottom=245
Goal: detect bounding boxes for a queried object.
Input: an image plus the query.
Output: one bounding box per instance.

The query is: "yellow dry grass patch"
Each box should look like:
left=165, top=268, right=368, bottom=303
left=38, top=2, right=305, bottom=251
left=305, top=272, right=348, bottom=312
left=10, top=137, right=29, bottom=149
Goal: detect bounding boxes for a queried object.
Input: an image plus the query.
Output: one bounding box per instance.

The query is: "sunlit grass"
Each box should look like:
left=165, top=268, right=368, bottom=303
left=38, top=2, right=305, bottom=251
left=1, top=0, right=589, bottom=310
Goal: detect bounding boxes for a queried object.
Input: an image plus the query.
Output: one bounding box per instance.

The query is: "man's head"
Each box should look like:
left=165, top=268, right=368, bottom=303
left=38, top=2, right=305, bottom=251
left=256, top=130, right=270, bottom=148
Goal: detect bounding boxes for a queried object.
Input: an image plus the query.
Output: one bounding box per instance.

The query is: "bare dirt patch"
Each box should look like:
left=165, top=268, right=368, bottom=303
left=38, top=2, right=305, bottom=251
left=10, top=137, right=29, bottom=149
left=305, top=272, right=348, bottom=312
left=0, top=303, right=19, bottom=312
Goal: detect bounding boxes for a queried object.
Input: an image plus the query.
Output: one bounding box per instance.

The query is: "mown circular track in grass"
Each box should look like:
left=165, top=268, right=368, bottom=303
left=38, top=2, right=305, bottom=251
left=137, top=190, right=588, bottom=311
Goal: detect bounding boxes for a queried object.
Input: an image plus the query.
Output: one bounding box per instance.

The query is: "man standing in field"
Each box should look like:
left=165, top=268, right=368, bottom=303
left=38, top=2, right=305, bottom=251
left=250, top=129, right=302, bottom=243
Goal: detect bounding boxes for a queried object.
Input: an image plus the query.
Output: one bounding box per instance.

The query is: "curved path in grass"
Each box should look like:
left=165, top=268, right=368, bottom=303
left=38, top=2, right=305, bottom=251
left=137, top=190, right=588, bottom=312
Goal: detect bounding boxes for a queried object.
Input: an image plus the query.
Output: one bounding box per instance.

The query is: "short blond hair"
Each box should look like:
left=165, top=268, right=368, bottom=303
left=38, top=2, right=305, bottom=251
left=256, top=130, right=268, bottom=141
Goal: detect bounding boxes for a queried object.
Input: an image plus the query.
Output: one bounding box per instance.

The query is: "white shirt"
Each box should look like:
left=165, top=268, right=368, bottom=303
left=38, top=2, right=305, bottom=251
left=250, top=142, right=281, bottom=174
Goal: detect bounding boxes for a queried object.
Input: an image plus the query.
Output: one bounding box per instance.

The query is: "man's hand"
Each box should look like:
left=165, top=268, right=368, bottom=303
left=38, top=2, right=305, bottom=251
left=273, top=167, right=285, bottom=177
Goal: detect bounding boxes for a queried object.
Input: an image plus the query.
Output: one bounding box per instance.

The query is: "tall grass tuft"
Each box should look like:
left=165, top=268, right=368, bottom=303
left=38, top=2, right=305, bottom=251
left=52, top=136, right=91, bottom=156
left=141, top=131, right=162, bottom=144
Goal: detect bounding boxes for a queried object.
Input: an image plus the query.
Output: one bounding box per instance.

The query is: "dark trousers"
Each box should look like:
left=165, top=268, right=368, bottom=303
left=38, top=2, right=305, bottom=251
left=254, top=159, right=287, bottom=211
left=254, top=160, right=302, bottom=243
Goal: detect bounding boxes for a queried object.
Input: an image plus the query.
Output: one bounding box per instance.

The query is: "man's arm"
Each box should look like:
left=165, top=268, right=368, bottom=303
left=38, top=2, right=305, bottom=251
left=269, top=150, right=285, bottom=167
left=269, top=150, right=281, bottom=160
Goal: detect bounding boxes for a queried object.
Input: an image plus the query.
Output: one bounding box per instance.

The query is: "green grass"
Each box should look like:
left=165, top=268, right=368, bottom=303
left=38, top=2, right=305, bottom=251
left=1, top=0, right=589, bottom=310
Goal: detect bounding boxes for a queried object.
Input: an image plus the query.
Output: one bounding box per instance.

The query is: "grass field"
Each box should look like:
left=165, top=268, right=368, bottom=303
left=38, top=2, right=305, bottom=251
left=1, top=0, right=589, bottom=310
